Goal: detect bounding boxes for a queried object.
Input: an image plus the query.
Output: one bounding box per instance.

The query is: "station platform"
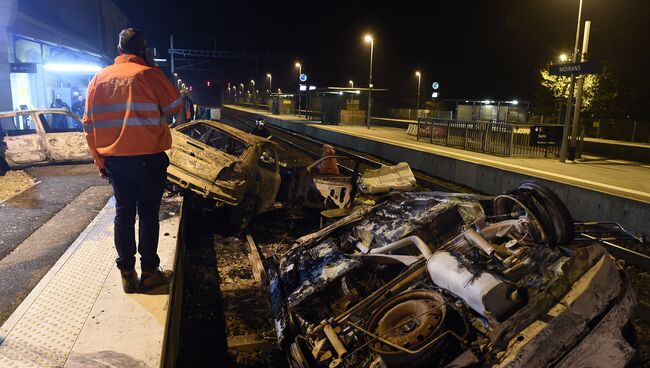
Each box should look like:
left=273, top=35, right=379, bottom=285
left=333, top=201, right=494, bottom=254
left=0, top=198, right=179, bottom=367
left=222, top=105, right=650, bottom=238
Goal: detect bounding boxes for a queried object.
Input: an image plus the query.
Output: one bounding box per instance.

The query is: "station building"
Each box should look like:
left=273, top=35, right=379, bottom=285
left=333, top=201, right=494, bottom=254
left=0, top=0, right=128, bottom=112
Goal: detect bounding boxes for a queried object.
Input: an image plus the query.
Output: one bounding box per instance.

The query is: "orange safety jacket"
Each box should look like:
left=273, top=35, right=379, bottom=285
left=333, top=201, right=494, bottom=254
left=82, top=54, right=182, bottom=170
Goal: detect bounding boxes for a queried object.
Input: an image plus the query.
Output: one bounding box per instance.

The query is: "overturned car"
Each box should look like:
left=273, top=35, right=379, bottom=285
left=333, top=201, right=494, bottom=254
left=266, top=181, right=637, bottom=368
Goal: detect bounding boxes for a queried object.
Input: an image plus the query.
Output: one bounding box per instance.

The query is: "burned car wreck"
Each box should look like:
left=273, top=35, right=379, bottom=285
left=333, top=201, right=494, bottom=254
left=265, top=181, right=637, bottom=368
left=167, top=119, right=356, bottom=226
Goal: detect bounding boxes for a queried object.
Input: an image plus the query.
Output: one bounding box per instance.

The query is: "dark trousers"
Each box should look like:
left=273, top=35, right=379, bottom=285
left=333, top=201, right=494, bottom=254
left=104, top=152, right=169, bottom=273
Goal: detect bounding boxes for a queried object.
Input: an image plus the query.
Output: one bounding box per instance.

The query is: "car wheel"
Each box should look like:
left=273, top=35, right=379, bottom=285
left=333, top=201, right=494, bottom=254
left=517, top=181, right=574, bottom=245
left=230, top=195, right=258, bottom=229
left=495, top=181, right=574, bottom=246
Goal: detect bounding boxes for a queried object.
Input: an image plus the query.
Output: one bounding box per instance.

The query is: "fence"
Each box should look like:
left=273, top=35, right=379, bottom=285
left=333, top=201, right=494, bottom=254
left=416, top=117, right=567, bottom=157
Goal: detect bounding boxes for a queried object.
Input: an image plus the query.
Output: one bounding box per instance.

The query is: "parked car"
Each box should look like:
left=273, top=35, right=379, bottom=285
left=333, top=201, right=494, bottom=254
left=266, top=181, right=637, bottom=368
left=0, top=108, right=91, bottom=167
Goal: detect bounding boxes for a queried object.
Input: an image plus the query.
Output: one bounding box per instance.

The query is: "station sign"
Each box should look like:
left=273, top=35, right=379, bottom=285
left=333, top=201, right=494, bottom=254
left=10, top=62, right=37, bottom=73
left=530, top=125, right=563, bottom=146
left=299, top=73, right=308, bottom=82
left=432, top=82, right=439, bottom=90
left=549, top=61, right=603, bottom=77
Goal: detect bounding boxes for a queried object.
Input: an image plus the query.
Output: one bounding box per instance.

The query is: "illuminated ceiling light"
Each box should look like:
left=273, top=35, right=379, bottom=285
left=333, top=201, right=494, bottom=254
left=43, top=63, right=102, bottom=73
left=355, top=90, right=361, bottom=94
left=153, top=58, right=167, bottom=62
left=511, top=100, right=519, bottom=105
left=482, top=99, right=491, bottom=104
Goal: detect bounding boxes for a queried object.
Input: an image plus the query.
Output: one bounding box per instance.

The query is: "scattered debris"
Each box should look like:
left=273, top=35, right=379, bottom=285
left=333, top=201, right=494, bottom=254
left=0, top=170, right=36, bottom=202
left=358, top=162, right=417, bottom=194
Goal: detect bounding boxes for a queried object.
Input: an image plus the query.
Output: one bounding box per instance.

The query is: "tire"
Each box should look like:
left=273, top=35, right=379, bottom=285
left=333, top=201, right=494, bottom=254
left=517, top=181, right=574, bottom=245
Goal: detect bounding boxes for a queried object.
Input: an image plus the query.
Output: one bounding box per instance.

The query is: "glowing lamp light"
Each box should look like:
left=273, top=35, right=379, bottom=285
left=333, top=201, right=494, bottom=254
left=43, top=63, right=102, bottom=73
left=364, top=34, right=373, bottom=43
left=511, top=100, right=519, bottom=105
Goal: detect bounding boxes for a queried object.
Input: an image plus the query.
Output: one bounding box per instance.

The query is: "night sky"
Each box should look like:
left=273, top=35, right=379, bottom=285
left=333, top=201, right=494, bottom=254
left=113, top=0, right=649, bottom=115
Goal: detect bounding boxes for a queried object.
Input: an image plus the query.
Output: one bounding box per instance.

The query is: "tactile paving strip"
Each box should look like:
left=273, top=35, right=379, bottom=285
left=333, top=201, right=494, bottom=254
left=0, top=199, right=117, bottom=367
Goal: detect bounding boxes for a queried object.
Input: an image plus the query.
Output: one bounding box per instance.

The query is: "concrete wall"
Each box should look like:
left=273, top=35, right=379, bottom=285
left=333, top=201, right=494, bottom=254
left=223, top=106, right=650, bottom=239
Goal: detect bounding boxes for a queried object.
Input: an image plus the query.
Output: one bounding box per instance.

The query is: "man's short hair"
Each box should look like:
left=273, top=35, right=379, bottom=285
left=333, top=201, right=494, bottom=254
left=118, top=28, right=146, bottom=56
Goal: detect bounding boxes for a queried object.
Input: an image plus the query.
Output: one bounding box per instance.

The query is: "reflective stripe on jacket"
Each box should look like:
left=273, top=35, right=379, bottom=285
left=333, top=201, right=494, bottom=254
left=82, top=54, right=182, bottom=169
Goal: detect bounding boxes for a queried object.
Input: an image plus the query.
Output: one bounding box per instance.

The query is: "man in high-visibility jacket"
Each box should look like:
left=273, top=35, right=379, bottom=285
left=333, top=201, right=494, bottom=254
left=83, top=28, right=182, bottom=293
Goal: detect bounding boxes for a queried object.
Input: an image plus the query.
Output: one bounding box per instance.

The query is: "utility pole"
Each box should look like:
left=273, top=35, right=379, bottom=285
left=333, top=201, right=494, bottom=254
left=365, top=36, right=374, bottom=129
left=569, top=20, right=591, bottom=160
left=170, top=35, right=174, bottom=76
left=559, top=0, right=583, bottom=162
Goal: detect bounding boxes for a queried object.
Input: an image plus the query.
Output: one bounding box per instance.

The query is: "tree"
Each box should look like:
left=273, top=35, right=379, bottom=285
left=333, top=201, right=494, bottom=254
left=538, top=66, right=620, bottom=118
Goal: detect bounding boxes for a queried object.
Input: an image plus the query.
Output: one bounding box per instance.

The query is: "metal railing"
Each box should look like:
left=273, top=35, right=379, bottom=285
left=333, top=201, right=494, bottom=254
left=416, top=117, right=568, bottom=157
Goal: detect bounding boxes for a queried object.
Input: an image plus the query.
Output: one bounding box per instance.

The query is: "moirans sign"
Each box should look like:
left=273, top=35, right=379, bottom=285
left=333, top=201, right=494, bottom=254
left=549, top=61, right=603, bottom=77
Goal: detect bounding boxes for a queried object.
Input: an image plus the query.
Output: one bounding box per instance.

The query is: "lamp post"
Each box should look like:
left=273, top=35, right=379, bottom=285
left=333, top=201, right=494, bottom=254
left=349, top=80, right=354, bottom=88
left=267, top=74, right=272, bottom=101
left=250, top=80, right=256, bottom=106
left=295, top=62, right=302, bottom=116
left=364, top=34, right=374, bottom=129
left=559, top=0, right=584, bottom=163
left=177, top=78, right=182, bottom=90
left=415, top=71, right=421, bottom=112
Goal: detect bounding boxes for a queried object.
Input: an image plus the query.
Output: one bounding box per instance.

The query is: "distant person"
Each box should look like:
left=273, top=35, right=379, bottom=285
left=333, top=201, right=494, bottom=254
left=250, top=119, right=271, bottom=138
left=72, top=94, right=85, bottom=118
left=50, top=94, right=70, bottom=109
left=50, top=94, right=70, bottom=129
left=83, top=27, right=182, bottom=293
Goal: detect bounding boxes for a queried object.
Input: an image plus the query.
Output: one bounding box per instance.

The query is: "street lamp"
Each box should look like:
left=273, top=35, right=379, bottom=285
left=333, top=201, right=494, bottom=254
left=349, top=80, right=354, bottom=88
left=267, top=73, right=272, bottom=96
left=295, top=62, right=302, bottom=116
left=415, top=71, right=421, bottom=112
left=559, top=53, right=569, bottom=62
left=560, top=0, right=584, bottom=163
left=177, top=78, right=182, bottom=89
left=364, top=34, right=374, bottom=129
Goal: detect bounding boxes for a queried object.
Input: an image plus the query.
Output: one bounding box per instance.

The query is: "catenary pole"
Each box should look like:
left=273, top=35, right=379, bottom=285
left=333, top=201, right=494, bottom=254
left=559, top=0, right=584, bottom=162
left=569, top=20, right=591, bottom=160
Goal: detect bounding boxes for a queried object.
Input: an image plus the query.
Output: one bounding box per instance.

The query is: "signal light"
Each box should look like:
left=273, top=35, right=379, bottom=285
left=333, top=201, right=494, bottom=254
left=206, top=80, right=211, bottom=87
left=188, top=85, right=193, bottom=91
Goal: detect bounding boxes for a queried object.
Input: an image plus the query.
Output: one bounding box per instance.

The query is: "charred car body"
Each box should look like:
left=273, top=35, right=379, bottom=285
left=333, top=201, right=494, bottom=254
left=266, top=181, right=637, bottom=368
left=166, top=119, right=356, bottom=226
left=0, top=109, right=91, bottom=166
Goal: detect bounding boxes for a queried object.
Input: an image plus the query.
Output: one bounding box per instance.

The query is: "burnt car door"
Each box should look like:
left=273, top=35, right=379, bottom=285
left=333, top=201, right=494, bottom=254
left=37, top=111, right=91, bottom=162
left=0, top=112, right=47, bottom=166
left=168, top=122, right=241, bottom=182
